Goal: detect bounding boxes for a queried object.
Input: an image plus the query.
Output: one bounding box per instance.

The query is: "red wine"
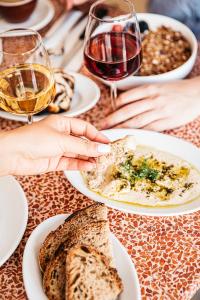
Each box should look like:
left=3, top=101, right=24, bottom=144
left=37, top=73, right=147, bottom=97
left=84, top=32, right=141, bottom=81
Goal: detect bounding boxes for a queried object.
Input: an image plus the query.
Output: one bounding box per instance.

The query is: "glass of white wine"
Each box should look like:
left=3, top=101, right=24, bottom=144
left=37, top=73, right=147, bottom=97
left=0, top=28, right=55, bottom=124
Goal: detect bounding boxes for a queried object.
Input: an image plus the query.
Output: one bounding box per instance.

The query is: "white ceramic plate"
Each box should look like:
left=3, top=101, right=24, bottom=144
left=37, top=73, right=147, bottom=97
left=0, top=176, right=28, bottom=266
left=0, top=0, right=55, bottom=32
left=23, top=214, right=141, bottom=300
left=0, top=72, right=100, bottom=122
left=65, top=128, right=200, bottom=216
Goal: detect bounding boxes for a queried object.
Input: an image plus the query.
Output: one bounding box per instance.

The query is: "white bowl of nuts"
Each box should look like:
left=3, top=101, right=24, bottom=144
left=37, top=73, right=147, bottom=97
left=115, top=13, right=198, bottom=90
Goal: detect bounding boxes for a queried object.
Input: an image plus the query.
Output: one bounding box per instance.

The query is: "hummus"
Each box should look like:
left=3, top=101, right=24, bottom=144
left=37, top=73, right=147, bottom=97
left=83, top=138, right=200, bottom=207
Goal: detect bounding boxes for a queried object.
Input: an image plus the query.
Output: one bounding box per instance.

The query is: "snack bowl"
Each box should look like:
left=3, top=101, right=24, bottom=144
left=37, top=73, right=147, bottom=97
left=0, top=0, right=37, bottom=23
left=103, top=13, right=198, bottom=91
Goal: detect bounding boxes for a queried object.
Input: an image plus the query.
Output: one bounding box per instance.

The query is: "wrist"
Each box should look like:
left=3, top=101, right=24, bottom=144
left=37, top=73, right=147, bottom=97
left=66, top=0, right=74, bottom=10
left=190, top=76, right=200, bottom=111
left=0, top=131, right=15, bottom=176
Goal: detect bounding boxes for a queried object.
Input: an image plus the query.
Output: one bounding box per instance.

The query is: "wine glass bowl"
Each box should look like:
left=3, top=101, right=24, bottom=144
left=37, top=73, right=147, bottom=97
left=83, top=0, right=141, bottom=109
left=0, top=28, right=55, bottom=124
left=84, top=29, right=141, bottom=81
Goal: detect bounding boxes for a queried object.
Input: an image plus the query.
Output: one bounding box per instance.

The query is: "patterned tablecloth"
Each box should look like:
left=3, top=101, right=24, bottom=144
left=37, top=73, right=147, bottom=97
left=1, top=1, right=200, bottom=300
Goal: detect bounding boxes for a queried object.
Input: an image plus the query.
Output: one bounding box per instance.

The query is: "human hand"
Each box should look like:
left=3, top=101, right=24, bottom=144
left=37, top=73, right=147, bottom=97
left=65, top=0, right=90, bottom=10
left=73, top=0, right=90, bottom=5
left=101, top=77, right=200, bottom=131
left=0, top=115, right=110, bottom=176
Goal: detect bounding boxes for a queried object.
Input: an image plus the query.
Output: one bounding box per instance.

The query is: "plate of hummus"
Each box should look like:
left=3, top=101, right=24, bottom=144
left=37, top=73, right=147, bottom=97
left=65, top=129, right=200, bottom=216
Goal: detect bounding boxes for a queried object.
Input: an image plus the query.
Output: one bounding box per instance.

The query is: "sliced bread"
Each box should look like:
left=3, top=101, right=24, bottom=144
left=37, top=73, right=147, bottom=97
left=84, top=135, right=136, bottom=191
left=39, top=203, right=107, bottom=272
left=66, top=244, right=123, bottom=300
left=43, top=220, right=112, bottom=300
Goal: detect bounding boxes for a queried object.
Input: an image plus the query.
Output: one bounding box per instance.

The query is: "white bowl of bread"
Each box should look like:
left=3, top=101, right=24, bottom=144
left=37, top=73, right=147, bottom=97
left=23, top=203, right=141, bottom=300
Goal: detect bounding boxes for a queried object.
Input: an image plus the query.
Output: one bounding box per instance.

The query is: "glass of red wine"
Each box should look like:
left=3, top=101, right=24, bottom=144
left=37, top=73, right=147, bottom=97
left=84, top=0, right=142, bottom=111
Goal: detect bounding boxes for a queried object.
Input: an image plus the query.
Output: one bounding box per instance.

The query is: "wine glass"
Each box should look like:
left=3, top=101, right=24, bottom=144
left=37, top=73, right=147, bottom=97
left=0, top=28, right=55, bottom=124
left=84, top=0, right=142, bottom=111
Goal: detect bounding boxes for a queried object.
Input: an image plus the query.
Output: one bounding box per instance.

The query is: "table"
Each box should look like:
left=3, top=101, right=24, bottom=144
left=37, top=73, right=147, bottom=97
left=1, top=2, right=200, bottom=299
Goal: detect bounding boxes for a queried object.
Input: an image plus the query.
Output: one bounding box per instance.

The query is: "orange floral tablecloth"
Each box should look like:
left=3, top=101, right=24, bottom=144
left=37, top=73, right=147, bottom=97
left=1, top=1, right=200, bottom=300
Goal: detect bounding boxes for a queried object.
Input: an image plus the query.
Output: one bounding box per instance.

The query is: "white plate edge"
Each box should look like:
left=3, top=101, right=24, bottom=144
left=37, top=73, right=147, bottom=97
left=0, top=0, right=55, bottom=32
left=110, top=232, right=141, bottom=300
left=0, top=176, right=28, bottom=267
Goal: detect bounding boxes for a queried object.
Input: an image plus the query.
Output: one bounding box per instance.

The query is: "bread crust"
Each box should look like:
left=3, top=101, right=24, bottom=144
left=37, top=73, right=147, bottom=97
left=39, top=203, right=107, bottom=272
left=40, top=203, right=123, bottom=300
left=66, top=244, right=123, bottom=300
left=43, top=220, right=112, bottom=300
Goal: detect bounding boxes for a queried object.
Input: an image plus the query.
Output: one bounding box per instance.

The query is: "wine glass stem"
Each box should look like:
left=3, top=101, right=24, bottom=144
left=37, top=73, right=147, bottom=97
left=110, top=82, right=117, bottom=111
left=27, top=114, right=33, bottom=125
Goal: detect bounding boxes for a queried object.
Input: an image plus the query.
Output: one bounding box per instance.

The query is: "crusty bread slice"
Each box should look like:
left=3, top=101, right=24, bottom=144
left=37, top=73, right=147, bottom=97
left=43, top=220, right=113, bottom=300
left=66, top=244, right=123, bottom=300
left=84, top=135, right=136, bottom=191
left=39, top=203, right=107, bottom=272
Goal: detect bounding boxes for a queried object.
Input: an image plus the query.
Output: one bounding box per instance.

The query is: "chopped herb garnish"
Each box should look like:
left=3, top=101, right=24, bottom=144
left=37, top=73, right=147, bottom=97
left=183, top=182, right=193, bottom=190
left=116, top=156, right=159, bottom=185
left=134, top=160, right=159, bottom=181
left=112, top=153, right=191, bottom=201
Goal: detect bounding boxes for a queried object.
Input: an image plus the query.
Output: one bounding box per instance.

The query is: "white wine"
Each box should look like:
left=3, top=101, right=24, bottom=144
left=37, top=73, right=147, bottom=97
left=0, top=64, right=55, bottom=115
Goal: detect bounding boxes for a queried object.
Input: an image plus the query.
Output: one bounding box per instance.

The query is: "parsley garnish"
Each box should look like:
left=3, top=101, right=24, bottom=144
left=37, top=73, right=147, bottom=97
left=116, top=157, right=159, bottom=185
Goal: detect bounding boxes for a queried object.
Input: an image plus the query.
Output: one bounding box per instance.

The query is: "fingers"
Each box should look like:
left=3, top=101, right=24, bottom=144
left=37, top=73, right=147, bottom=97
left=64, top=152, right=95, bottom=162
left=44, top=115, right=109, bottom=144
left=101, top=99, right=154, bottom=129
left=55, top=157, right=95, bottom=171
left=115, top=110, right=159, bottom=129
left=68, top=118, right=109, bottom=143
left=65, top=0, right=73, bottom=10
left=61, top=135, right=111, bottom=157
left=116, top=85, right=158, bottom=108
left=143, top=118, right=179, bottom=131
